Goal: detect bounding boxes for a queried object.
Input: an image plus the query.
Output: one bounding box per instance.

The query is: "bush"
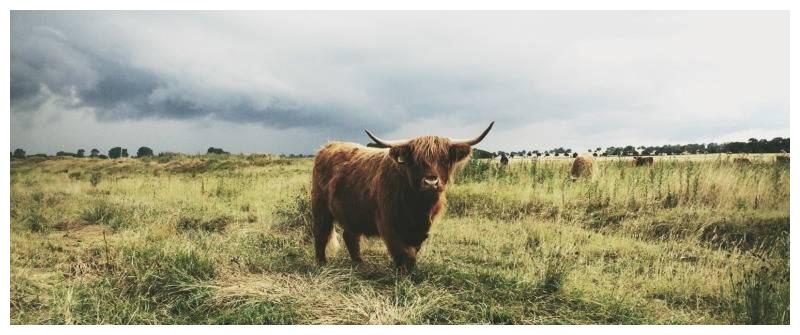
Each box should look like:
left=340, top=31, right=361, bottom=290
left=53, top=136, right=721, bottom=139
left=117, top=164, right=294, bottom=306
left=272, top=187, right=312, bottom=238
left=19, top=205, right=50, bottom=233
left=731, top=263, right=789, bottom=324
left=177, top=215, right=232, bottom=233
left=80, top=200, right=130, bottom=230
left=89, top=172, right=101, bottom=187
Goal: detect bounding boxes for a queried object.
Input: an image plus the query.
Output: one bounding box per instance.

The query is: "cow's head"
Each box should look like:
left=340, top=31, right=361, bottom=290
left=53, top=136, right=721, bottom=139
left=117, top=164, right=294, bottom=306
left=365, top=122, right=494, bottom=193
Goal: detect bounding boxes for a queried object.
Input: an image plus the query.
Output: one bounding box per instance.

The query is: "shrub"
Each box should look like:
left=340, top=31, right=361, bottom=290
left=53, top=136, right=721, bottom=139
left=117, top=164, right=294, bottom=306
left=13, top=148, right=26, bottom=159
left=80, top=200, right=130, bottom=230
left=177, top=215, right=232, bottom=233
left=731, top=263, right=789, bottom=324
left=89, top=172, right=101, bottom=187
left=207, top=147, right=229, bottom=155
left=19, top=205, right=50, bottom=233
left=272, top=187, right=312, bottom=238
left=539, top=250, right=574, bottom=293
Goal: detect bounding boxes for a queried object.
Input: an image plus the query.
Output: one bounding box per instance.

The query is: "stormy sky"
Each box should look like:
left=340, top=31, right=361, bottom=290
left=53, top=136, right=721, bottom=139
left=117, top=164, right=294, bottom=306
left=10, top=11, right=789, bottom=155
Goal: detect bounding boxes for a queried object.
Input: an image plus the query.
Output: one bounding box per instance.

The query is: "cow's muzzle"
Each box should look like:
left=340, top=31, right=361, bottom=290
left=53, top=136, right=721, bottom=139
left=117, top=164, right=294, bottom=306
left=421, top=175, right=441, bottom=191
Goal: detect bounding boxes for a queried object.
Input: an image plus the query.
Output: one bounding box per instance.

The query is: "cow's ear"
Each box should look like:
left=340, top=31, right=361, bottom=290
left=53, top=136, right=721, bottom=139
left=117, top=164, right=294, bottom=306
left=389, top=145, right=410, bottom=164
left=449, top=143, right=472, bottom=162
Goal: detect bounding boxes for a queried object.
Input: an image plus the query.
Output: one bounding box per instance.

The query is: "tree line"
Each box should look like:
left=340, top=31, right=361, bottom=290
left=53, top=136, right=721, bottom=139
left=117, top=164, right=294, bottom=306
left=11, top=137, right=790, bottom=160
left=472, top=137, right=790, bottom=159
left=11, top=146, right=236, bottom=159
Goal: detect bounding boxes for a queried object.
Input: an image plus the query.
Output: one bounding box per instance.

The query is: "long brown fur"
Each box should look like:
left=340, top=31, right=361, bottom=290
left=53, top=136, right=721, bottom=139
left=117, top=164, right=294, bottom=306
left=311, top=136, right=473, bottom=273
left=633, top=156, right=654, bottom=166
left=570, top=155, right=597, bottom=180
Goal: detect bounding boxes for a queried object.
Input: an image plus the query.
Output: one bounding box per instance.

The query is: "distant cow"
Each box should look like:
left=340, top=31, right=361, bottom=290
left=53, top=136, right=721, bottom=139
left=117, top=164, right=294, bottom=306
left=733, top=157, right=751, bottom=165
left=311, top=122, right=495, bottom=274
left=633, top=156, right=654, bottom=166
left=500, top=154, right=509, bottom=165
left=570, top=155, right=598, bottom=181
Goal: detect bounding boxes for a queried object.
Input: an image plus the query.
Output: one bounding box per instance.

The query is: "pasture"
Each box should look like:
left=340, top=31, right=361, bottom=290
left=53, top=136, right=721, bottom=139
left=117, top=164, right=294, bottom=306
left=9, top=153, right=789, bottom=324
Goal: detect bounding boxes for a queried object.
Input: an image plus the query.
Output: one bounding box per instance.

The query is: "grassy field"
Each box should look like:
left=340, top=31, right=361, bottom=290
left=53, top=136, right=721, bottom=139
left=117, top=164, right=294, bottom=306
left=9, top=153, right=789, bottom=324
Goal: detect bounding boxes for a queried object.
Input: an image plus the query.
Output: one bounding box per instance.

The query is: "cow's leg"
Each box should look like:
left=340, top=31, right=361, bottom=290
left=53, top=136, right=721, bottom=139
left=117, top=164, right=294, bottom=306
left=342, top=230, right=363, bottom=263
left=312, top=201, right=334, bottom=265
left=382, top=235, right=417, bottom=275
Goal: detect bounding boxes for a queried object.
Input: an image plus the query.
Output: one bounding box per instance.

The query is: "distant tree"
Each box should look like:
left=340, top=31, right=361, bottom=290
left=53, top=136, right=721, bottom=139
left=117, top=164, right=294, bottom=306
left=90, top=148, right=100, bottom=158
left=76, top=149, right=85, bottom=158
left=622, top=145, right=638, bottom=156
left=366, top=143, right=381, bottom=148
left=121, top=148, right=128, bottom=157
left=56, top=151, right=76, bottom=157
left=13, top=148, right=26, bottom=159
left=109, top=147, right=123, bottom=159
left=136, top=146, right=154, bottom=157
left=472, top=148, right=494, bottom=159
left=98, top=154, right=109, bottom=159
left=572, top=153, right=578, bottom=158
left=593, top=152, right=598, bottom=157
left=603, top=146, right=622, bottom=156
left=207, top=147, right=230, bottom=155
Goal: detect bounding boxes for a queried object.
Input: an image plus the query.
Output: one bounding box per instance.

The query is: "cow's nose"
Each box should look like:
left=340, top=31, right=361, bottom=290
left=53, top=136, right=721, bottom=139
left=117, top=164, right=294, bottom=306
left=423, top=175, right=439, bottom=186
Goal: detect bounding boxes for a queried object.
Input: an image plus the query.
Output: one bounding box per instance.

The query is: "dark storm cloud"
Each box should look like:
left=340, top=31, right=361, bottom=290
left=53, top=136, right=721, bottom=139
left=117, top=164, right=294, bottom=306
left=10, top=12, right=381, bottom=133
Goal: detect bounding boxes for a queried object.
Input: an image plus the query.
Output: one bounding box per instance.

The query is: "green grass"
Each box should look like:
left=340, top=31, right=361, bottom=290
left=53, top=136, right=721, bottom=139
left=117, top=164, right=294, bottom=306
left=9, top=153, right=789, bottom=324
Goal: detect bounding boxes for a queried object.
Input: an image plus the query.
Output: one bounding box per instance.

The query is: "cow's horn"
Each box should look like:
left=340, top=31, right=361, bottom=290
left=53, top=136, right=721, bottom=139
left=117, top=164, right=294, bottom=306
left=364, top=129, right=410, bottom=148
left=450, top=121, right=495, bottom=146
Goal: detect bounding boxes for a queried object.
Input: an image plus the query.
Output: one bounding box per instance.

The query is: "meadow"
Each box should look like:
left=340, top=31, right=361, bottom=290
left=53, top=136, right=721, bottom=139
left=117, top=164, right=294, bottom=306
left=9, top=153, right=790, bottom=324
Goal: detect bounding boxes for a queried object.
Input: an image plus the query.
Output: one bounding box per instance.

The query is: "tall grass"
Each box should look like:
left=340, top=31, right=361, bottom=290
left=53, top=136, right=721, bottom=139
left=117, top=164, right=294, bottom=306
left=10, top=154, right=789, bottom=324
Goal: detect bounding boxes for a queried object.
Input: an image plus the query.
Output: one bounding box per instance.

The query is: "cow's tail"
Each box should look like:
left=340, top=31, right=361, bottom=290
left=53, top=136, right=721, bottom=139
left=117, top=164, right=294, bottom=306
left=326, top=228, right=340, bottom=255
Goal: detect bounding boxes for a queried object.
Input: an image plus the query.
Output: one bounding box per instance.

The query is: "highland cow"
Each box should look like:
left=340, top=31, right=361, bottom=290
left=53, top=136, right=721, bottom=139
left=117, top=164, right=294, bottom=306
left=570, top=155, right=597, bottom=181
left=311, top=122, right=494, bottom=273
left=733, top=157, right=752, bottom=165
left=500, top=154, right=509, bottom=165
left=633, top=156, right=654, bottom=166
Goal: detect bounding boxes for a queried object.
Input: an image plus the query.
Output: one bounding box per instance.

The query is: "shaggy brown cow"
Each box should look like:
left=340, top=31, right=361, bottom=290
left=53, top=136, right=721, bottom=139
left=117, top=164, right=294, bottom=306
left=570, top=155, right=597, bottom=181
left=733, top=157, right=751, bottom=165
left=311, top=122, right=494, bottom=273
left=633, top=156, right=654, bottom=166
left=500, top=154, right=509, bottom=165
